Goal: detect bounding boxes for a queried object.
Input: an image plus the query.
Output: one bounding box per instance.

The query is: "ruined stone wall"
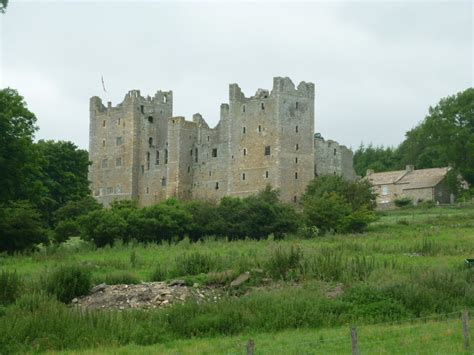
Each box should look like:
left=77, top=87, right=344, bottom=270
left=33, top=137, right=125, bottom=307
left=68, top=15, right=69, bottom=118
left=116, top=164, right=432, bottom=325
left=314, top=136, right=357, bottom=181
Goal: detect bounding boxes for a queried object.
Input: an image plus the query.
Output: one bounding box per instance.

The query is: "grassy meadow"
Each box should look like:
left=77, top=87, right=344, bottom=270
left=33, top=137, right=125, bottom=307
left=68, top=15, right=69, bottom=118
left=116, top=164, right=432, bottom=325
left=1, top=204, right=473, bottom=353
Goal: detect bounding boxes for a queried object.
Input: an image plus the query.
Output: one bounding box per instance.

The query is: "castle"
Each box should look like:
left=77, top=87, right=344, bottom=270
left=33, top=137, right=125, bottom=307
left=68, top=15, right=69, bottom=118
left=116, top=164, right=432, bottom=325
left=89, top=77, right=356, bottom=206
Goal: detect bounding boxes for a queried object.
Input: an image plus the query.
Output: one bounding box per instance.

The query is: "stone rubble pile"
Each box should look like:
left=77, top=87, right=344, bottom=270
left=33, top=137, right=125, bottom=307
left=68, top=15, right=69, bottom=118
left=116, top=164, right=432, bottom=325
left=72, top=280, right=221, bottom=311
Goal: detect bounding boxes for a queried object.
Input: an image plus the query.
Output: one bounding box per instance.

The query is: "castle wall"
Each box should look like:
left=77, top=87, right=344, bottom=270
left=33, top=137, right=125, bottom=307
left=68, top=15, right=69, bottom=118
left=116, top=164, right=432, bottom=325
left=314, top=136, right=357, bottom=181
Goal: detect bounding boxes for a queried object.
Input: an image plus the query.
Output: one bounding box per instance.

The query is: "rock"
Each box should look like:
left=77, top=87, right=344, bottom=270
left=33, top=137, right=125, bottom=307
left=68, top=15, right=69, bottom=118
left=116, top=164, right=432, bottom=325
left=91, top=283, right=107, bottom=294
left=71, top=298, right=78, bottom=303
left=193, top=282, right=199, bottom=288
left=251, top=268, right=264, bottom=274
left=230, top=272, right=251, bottom=288
left=169, top=279, right=186, bottom=286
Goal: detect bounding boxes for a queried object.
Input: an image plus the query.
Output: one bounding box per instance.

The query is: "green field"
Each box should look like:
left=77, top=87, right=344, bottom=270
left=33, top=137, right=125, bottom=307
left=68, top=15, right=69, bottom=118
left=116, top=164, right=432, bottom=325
left=1, top=205, right=473, bottom=353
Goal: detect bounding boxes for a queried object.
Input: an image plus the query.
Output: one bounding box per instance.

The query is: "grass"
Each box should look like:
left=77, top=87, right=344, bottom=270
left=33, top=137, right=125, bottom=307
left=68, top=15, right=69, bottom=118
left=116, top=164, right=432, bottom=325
left=0, top=204, right=473, bottom=353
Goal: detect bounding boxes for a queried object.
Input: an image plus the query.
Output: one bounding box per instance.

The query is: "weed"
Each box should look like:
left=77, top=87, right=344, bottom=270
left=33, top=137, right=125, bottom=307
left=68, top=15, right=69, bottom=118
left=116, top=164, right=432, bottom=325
left=0, top=270, right=22, bottom=305
left=45, top=265, right=92, bottom=303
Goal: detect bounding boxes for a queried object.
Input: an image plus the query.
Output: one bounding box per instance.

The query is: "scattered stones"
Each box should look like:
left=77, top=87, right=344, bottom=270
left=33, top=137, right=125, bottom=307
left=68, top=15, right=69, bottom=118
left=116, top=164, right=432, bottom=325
left=73, top=281, right=220, bottom=311
left=230, top=272, right=251, bottom=288
left=169, top=279, right=186, bottom=286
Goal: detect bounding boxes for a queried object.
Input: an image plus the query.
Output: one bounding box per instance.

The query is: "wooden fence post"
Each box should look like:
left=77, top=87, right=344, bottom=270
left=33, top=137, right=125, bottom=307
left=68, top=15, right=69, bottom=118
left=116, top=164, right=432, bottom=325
left=246, top=339, right=255, bottom=355
left=462, top=310, right=470, bottom=350
left=351, top=327, right=359, bottom=355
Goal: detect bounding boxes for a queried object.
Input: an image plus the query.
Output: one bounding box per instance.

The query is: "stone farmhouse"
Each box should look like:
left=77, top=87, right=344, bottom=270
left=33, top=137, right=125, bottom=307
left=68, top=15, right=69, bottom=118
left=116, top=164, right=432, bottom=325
left=89, top=77, right=356, bottom=207
left=366, top=165, right=453, bottom=207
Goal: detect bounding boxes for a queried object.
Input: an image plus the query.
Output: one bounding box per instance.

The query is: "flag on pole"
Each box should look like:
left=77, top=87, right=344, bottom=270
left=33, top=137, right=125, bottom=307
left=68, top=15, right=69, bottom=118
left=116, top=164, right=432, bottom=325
left=101, top=75, right=107, bottom=93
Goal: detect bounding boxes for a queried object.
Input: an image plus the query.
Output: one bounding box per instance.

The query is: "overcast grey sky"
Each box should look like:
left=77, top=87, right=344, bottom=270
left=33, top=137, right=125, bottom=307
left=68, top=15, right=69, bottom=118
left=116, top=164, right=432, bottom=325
left=1, top=1, right=472, bottom=150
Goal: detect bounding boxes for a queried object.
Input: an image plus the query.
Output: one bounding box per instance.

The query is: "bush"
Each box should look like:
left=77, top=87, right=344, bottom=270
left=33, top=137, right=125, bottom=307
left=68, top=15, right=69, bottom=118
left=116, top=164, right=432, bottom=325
left=0, top=270, right=22, bottom=305
left=150, top=263, right=169, bottom=281
left=394, top=197, right=413, bottom=208
left=0, top=202, right=48, bottom=253
left=53, top=219, right=80, bottom=244
left=303, top=192, right=352, bottom=233
left=174, top=252, right=218, bottom=277
left=103, top=271, right=140, bottom=285
left=267, top=245, right=303, bottom=281
left=79, top=209, right=127, bottom=247
left=45, top=265, right=92, bottom=303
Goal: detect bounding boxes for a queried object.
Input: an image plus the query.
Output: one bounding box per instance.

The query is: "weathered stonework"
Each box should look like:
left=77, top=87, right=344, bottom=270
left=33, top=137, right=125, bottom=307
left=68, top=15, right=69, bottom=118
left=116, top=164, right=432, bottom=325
left=314, top=135, right=357, bottom=181
left=89, top=77, right=356, bottom=206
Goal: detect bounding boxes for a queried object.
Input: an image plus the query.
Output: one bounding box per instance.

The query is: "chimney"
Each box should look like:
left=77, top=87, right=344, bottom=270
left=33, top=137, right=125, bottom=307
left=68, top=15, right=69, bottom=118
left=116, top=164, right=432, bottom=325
left=406, top=165, right=414, bottom=172
left=366, top=169, right=374, bottom=176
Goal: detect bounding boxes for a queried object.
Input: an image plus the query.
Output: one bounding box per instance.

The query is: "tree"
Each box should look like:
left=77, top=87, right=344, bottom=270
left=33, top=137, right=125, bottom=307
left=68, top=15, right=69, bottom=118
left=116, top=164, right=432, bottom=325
left=0, top=201, right=48, bottom=253
left=399, top=88, right=474, bottom=185
left=0, top=89, right=43, bottom=204
left=0, top=0, right=8, bottom=14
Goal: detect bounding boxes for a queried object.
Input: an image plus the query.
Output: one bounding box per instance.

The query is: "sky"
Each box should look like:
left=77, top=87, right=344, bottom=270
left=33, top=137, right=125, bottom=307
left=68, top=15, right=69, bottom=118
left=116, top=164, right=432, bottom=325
left=1, top=0, right=472, bottom=151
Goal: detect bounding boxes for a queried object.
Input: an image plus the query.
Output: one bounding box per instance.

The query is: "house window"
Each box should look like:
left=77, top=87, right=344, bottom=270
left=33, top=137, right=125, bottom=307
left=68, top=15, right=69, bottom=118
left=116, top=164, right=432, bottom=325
left=243, top=127, right=246, bottom=134
left=242, top=173, right=246, bottom=181
left=161, top=178, right=166, bottom=186
left=212, top=148, right=217, bottom=157
left=148, top=137, right=153, bottom=147
left=382, top=186, right=389, bottom=196
left=265, top=171, right=269, bottom=178
left=165, top=149, right=168, bottom=164
left=116, top=157, right=122, bottom=167
left=116, top=137, right=123, bottom=146
left=116, top=185, right=122, bottom=194
left=295, top=172, right=298, bottom=179
left=107, top=187, right=114, bottom=195
left=215, top=182, right=219, bottom=190
left=155, top=151, right=160, bottom=165
left=148, top=116, right=154, bottom=123
left=101, top=159, right=108, bottom=169
left=264, top=146, right=271, bottom=156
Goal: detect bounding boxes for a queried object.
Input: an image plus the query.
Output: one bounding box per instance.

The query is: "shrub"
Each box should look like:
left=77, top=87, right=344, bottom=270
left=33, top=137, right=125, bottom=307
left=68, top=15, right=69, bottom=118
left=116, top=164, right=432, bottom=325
left=79, top=209, right=127, bottom=247
left=267, top=245, right=303, bottom=280
left=299, top=225, right=320, bottom=239
left=394, top=197, right=413, bottom=208
left=0, top=270, right=22, bottom=305
left=341, top=207, right=377, bottom=233
left=174, top=252, right=218, bottom=276
left=303, top=192, right=352, bottom=233
left=150, top=263, right=169, bottom=282
left=103, top=271, right=140, bottom=285
left=0, top=202, right=48, bottom=253
left=53, top=219, right=80, bottom=244
left=45, top=265, right=92, bottom=303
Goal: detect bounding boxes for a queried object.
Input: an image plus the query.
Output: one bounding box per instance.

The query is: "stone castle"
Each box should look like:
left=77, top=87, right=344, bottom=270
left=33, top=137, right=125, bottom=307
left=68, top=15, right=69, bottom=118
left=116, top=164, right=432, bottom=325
left=89, top=77, right=356, bottom=206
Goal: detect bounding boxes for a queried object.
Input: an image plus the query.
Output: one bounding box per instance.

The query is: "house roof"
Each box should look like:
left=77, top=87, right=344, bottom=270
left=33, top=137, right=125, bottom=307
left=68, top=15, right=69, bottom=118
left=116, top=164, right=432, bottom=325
left=367, top=167, right=450, bottom=190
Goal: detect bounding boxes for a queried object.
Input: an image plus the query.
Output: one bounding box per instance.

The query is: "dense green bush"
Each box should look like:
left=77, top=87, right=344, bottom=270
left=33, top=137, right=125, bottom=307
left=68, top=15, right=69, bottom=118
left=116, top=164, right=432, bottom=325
left=394, top=197, right=413, bottom=208
left=79, top=209, right=127, bottom=247
left=45, top=265, right=92, bottom=303
left=0, top=202, right=48, bottom=253
left=0, top=270, right=22, bottom=305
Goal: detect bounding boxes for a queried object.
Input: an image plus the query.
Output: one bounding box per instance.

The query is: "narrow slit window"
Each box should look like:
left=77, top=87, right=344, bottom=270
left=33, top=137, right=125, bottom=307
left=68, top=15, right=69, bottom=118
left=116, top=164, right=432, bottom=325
left=295, top=172, right=298, bottom=179
left=265, top=171, right=269, bottom=178
left=295, top=157, right=298, bottom=164
left=155, top=150, right=160, bottom=165
left=195, top=148, right=198, bottom=162
left=334, top=148, right=337, bottom=156
left=296, top=144, right=299, bottom=151
left=258, top=125, right=262, bottom=132
left=140, top=105, right=144, bottom=114
left=215, top=182, right=219, bottom=190
left=243, top=127, right=246, bottom=134
left=242, top=173, right=246, bottom=181
left=148, top=137, right=153, bottom=147
left=296, top=126, right=298, bottom=133
left=165, top=149, right=168, bottom=164
left=242, top=105, right=246, bottom=113
left=212, top=148, right=217, bottom=157
left=243, top=148, right=247, bottom=156
left=261, top=102, right=265, bottom=110
left=296, top=102, right=299, bottom=109
left=264, top=146, right=271, bottom=156
left=102, top=120, right=106, bottom=127
left=146, top=152, right=150, bottom=170
left=102, top=140, right=106, bottom=147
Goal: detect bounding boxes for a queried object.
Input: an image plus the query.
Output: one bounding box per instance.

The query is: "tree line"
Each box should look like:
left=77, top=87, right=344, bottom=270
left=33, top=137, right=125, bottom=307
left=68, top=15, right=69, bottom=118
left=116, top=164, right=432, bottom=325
left=353, top=88, right=474, bottom=188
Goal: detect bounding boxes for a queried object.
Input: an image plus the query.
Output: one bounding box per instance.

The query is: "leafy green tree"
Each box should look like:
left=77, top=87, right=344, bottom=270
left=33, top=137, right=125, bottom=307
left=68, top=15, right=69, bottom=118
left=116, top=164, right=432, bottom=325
left=0, top=0, right=8, bottom=14
left=353, top=143, right=401, bottom=176
left=0, top=89, right=43, bottom=204
left=303, top=192, right=352, bottom=233
left=0, top=201, right=48, bottom=253
left=79, top=209, right=127, bottom=247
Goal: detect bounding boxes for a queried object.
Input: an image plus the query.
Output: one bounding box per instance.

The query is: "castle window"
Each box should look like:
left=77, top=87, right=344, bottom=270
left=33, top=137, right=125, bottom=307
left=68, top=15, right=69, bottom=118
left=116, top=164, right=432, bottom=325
left=296, top=126, right=298, bottom=133
left=243, top=127, right=246, bottom=134
left=102, top=140, right=106, bottom=147
left=162, top=178, right=166, bottom=186
left=242, top=105, right=246, bottom=113
left=107, top=187, right=113, bottom=195
left=101, top=159, right=108, bottom=169
left=146, top=152, right=150, bottom=170
left=215, top=182, right=219, bottom=190
left=141, top=165, right=144, bottom=173
left=212, top=148, right=217, bottom=158
left=146, top=187, right=149, bottom=194
left=195, top=148, right=198, bottom=162
left=116, top=137, right=123, bottom=146
left=207, top=136, right=210, bottom=142
left=163, top=95, right=167, bottom=103
left=242, top=173, right=246, bottom=181
left=261, top=102, right=265, bottom=110
left=264, top=146, right=271, bottom=156
left=148, top=116, right=154, bottom=123
left=258, top=125, right=262, bottom=132
left=295, top=172, right=298, bottom=179
left=334, top=148, right=337, bottom=156
left=116, top=185, right=122, bottom=194
left=140, top=105, right=144, bottom=114
left=118, top=118, right=121, bottom=125
left=190, top=149, right=193, bottom=156
left=116, top=157, right=122, bottom=167
left=296, top=144, right=299, bottom=151
left=295, top=157, right=298, bottom=163
left=243, top=148, right=247, bottom=156
left=296, top=102, right=299, bottom=109
left=188, top=166, right=190, bottom=173
left=102, top=120, right=106, bottom=127
left=265, top=171, right=269, bottom=178
left=209, top=171, right=212, bottom=176
left=165, top=149, right=168, bottom=164
left=148, top=137, right=153, bottom=147
left=294, top=196, right=297, bottom=203
left=155, top=150, right=160, bottom=165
